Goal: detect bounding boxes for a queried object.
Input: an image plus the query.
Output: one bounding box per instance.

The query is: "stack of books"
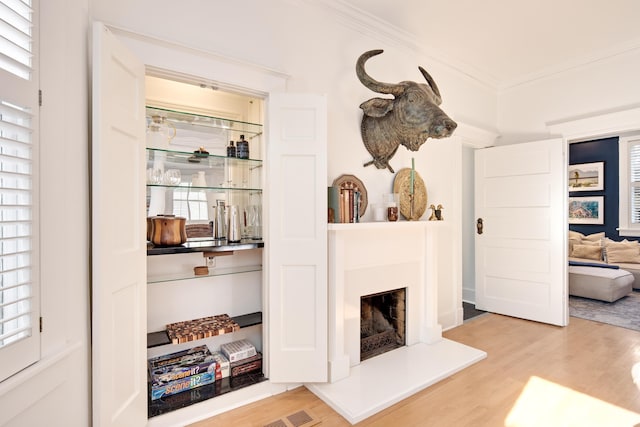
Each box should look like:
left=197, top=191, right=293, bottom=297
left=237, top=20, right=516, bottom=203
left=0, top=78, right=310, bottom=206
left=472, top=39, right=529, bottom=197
left=328, top=186, right=361, bottom=223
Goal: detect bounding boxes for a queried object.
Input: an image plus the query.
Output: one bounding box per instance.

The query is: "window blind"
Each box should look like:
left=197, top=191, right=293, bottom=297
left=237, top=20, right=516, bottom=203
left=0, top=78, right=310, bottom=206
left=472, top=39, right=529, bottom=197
left=630, top=141, right=640, bottom=224
left=0, top=0, right=32, bottom=80
left=0, top=100, right=33, bottom=348
left=0, top=0, right=35, bottom=358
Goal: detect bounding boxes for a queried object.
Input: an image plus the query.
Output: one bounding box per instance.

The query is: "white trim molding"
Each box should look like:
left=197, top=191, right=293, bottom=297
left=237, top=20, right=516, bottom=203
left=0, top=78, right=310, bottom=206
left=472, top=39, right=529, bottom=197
left=547, top=104, right=640, bottom=142
left=455, top=121, right=499, bottom=149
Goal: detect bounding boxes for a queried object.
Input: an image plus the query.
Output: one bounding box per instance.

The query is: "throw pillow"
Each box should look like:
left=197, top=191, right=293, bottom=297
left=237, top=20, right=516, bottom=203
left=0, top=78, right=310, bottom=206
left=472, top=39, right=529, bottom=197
left=570, top=244, right=603, bottom=261
left=582, top=231, right=605, bottom=242
left=578, top=239, right=601, bottom=246
left=568, top=230, right=584, bottom=240
left=605, top=244, right=640, bottom=264
left=568, top=238, right=582, bottom=254
left=603, top=239, right=640, bottom=263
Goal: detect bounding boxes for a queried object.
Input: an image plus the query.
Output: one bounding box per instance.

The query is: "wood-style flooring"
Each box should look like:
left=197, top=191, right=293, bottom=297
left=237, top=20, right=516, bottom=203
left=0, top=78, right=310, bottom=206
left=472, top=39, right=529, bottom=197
left=189, top=314, right=640, bottom=427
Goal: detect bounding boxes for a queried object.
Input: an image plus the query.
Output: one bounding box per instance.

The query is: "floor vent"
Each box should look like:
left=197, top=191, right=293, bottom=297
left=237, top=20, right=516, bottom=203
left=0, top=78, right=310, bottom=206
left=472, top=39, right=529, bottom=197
left=263, top=409, right=321, bottom=427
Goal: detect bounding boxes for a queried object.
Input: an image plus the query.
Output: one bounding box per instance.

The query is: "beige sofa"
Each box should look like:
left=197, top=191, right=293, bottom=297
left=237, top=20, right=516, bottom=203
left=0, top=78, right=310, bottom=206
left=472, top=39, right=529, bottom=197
left=568, top=231, right=640, bottom=301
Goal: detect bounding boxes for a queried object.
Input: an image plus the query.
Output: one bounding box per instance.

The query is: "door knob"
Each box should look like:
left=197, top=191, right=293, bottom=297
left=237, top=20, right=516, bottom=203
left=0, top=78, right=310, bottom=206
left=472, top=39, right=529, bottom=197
left=476, top=218, right=483, bottom=235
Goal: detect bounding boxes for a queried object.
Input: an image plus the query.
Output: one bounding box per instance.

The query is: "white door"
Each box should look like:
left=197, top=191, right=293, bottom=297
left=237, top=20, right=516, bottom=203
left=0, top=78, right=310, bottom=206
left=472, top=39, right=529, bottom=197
left=92, top=22, right=147, bottom=426
left=267, top=93, right=328, bottom=382
left=475, top=139, right=567, bottom=326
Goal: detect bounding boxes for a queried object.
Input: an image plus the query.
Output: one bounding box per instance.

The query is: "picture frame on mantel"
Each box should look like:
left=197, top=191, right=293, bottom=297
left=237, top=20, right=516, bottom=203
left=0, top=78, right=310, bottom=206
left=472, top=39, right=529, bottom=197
left=568, top=162, right=604, bottom=192
left=569, top=196, right=604, bottom=224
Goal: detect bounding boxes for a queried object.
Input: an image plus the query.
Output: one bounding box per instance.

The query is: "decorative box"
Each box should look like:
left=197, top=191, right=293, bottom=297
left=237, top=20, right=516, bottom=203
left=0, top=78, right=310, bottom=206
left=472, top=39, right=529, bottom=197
left=220, top=339, right=257, bottom=363
left=230, top=352, right=262, bottom=377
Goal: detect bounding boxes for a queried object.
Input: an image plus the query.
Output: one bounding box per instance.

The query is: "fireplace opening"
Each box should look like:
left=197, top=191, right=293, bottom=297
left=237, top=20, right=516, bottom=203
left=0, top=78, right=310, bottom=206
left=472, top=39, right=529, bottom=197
left=360, top=288, right=406, bottom=361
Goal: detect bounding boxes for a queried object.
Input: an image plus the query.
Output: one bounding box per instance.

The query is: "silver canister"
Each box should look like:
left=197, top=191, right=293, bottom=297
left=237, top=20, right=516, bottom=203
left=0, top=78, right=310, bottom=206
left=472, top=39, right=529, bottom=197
left=213, top=200, right=226, bottom=240
left=227, top=205, right=241, bottom=243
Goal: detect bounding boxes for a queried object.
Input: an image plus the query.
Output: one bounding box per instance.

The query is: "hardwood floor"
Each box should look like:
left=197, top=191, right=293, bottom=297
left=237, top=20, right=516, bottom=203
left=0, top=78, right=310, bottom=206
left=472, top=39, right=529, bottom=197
left=189, top=314, right=640, bottom=426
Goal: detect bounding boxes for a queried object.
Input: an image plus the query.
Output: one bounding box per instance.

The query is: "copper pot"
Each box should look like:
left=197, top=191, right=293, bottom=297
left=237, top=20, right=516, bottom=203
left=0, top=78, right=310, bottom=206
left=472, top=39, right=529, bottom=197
left=148, top=215, right=187, bottom=246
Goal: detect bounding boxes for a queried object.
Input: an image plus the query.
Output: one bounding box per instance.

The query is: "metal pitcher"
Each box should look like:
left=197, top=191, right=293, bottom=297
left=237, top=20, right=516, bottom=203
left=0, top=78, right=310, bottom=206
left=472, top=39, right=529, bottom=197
left=213, top=200, right=226, bottom=240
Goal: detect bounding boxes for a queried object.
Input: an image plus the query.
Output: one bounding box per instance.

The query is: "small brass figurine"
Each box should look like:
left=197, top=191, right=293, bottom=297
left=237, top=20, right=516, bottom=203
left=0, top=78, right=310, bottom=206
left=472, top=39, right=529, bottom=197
left=428, top=204, right=437, bottom=221
left=429, top=204, right=444, bottom=221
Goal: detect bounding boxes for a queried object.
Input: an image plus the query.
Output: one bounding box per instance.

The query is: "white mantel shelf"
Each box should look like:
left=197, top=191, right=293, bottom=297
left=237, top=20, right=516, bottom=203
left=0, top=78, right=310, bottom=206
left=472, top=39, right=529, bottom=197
left=310, top=220, right=487, bottom=424
left=328, top=220, right=443, bottom=230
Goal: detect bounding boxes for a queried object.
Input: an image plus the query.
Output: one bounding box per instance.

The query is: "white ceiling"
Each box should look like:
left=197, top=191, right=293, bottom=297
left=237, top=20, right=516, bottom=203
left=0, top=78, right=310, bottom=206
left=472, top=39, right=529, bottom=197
left=341, top=0, right=640, bottom=89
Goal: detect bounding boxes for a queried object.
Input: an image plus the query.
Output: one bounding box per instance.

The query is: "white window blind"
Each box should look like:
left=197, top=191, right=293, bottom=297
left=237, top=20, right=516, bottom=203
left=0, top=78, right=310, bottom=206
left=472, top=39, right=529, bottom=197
left=629, top=141, right=640, bottom=224
left=0, top=0, right=38, bottom=382
left=0, top=0, right=32, bottom=80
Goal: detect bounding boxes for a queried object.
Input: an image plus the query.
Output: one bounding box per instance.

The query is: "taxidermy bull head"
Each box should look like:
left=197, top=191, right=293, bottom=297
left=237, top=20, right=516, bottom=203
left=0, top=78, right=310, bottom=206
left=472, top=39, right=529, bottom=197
left=357, top=49, right=457, bottom=173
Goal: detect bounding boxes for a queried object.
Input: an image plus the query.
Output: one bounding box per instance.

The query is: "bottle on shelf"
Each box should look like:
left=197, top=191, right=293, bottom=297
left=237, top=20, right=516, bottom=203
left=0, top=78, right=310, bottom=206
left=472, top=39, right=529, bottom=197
left=236, top=135, right=249, bottom=159
left=227, top=140, right=236, bottom=157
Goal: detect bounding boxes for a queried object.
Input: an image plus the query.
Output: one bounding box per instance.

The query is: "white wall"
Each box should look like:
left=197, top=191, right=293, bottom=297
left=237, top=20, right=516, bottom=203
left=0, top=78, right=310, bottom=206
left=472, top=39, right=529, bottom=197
left=461, top=145, right=476, bottom=303
left=498, top=49, right=640, bottom=144
left=0, top=1, right=91, bottom=426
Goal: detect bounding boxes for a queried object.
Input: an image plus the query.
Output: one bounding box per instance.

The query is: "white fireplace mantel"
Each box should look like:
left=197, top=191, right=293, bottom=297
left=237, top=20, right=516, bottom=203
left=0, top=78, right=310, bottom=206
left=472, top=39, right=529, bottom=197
left=307, top=221, right=487, bottom=424
left=326, top=221, right=442, bottom=382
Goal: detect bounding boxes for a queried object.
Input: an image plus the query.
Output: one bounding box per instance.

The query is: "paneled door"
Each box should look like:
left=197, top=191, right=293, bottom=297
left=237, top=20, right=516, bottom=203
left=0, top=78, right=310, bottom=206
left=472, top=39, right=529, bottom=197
left=475, top=139, right=567, bottom=326
left=266, top=93, right=328, bottom=382
left=92, top=22, right=147, bottom=426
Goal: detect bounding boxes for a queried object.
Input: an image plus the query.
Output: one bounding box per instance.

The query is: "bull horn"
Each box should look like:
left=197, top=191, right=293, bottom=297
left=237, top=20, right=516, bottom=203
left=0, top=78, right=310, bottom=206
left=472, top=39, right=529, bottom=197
left=418, top=66, right=442, bottom=105
left=356, top=49, right=404, bottom=96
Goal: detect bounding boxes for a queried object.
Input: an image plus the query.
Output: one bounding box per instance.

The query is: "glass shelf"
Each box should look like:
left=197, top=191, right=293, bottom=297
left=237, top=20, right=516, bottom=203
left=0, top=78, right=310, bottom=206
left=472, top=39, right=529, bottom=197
left=147, top=264, right=262, bottom=284
left=147, top=106, right=262, bottom=138
left=146, top=184, right=262, bottom=193
left=146, top=147, right=263, bottom=166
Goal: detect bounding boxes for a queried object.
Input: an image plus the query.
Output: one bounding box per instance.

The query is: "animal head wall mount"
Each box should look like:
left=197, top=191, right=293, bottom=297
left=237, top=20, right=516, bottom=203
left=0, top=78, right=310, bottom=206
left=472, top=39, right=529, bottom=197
left=356, top=49, right=457, bottom=173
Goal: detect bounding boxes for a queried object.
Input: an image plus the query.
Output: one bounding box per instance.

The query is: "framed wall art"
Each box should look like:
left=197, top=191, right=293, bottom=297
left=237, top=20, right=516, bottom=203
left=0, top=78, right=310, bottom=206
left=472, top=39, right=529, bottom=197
left=568, top=196, right=604, bottom=224
left=568, top=162, right=604, bottom=192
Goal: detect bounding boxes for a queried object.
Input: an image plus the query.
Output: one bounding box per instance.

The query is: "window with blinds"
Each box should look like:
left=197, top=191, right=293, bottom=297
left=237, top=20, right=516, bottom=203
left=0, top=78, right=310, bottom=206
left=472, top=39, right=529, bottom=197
left=0, top=0, right=39, bottom=382
left=629, top=141, right=640, bottom=224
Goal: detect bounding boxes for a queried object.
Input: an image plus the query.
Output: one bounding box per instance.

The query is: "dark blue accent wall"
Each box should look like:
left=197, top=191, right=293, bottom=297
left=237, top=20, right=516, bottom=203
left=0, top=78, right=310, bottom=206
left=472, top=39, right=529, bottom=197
left=568, top=136, right=628, bottom=240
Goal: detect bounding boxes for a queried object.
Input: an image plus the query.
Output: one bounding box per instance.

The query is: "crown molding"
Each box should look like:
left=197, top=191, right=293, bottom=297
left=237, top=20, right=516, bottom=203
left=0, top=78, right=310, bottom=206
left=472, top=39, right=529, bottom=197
left=500, top=37, right=640, bottom=90
left=301, top=0, right=501, bottom=91
left=300, top=0, right=640, bottom=93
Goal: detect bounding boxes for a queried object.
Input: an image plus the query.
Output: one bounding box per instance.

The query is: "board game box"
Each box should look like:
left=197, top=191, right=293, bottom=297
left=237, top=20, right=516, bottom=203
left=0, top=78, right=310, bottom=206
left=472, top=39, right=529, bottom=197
left=149, top=371, right=216, bottom=401
left=148, top=345, right=217, bottom=400
left=148, top=345, right=216, bottom=382
left=209, top=351, right=230, bottom=380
